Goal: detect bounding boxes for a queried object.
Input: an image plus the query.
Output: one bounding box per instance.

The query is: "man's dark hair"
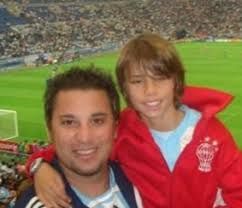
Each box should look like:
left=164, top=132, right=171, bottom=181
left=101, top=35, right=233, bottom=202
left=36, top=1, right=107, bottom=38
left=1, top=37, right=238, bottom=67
left=44, top=65, right=120, bottom=128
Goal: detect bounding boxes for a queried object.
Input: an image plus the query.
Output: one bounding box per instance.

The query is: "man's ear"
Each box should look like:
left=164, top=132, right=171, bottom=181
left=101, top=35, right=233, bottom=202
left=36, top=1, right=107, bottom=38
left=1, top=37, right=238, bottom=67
left=114, top=130, right=117, bottom=140
left=113, top=121, right=119, bottom=140
left=47, top=132, right=52, bottom=144
left=45, top=124, right=53, bottom=144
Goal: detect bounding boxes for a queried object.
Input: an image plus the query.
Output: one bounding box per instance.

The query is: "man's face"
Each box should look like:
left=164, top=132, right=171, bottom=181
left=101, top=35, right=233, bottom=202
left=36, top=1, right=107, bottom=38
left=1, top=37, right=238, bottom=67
left=49, top=89, right=116, bottom=178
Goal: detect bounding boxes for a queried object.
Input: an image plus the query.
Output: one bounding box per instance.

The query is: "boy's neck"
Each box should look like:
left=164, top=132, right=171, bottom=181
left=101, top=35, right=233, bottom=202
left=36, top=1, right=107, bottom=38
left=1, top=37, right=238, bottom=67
left=144, top=108, right=184, bottom=132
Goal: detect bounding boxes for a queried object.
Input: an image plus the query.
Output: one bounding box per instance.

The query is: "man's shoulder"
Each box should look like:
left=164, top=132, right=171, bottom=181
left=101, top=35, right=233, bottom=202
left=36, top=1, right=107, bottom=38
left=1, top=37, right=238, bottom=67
left=14, top=186, right=45, bottom=208
left=109, top=161, right=122, bottom=172
left=110, top=161, right=132, bottom=185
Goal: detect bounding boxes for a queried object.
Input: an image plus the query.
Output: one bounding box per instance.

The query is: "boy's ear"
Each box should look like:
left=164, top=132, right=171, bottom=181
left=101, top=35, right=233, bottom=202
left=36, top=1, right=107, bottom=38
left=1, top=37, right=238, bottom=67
left=122, top=92, right=127, bottom=100
left=122, top=89, right=129, bottom=103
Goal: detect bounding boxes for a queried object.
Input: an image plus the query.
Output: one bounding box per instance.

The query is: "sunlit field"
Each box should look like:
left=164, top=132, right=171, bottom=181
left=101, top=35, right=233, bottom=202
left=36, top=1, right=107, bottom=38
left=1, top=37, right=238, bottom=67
left=0, top=42, right=241, bottom=147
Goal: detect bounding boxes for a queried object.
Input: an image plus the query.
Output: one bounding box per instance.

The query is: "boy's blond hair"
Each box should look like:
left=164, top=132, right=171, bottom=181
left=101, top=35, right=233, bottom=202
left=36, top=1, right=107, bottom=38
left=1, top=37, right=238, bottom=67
left=116, top=33, right=185, bottom=108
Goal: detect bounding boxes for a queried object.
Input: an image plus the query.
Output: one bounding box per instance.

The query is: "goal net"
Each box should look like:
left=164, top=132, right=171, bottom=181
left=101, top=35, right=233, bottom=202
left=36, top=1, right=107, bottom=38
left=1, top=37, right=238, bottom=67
left=0, top=109, right=18, bottom=140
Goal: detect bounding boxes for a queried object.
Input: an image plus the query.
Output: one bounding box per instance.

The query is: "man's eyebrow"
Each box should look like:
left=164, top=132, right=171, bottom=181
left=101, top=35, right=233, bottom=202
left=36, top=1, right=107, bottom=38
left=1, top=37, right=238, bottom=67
left=58, top=113, right=110, bottom=118
left=91, top=112, right=109, bottom=117
left=59, top=114, right=75, bottom=118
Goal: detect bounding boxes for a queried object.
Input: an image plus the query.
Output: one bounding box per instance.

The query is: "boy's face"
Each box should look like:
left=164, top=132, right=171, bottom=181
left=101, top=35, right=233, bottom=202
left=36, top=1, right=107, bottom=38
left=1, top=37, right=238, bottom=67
left=124, top=67, right=177, bottom=128
left=49, top=89, right=116, bottom=178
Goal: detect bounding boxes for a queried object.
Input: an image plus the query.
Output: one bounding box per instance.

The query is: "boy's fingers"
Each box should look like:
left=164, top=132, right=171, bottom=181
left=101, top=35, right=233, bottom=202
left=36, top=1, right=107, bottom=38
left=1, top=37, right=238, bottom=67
left=39, top=189, right=71, bottom=208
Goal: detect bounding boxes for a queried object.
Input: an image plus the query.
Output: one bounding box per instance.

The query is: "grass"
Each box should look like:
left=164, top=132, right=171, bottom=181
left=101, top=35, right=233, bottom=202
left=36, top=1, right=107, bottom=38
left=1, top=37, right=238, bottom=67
left=0, top=42, right=242, bottom=148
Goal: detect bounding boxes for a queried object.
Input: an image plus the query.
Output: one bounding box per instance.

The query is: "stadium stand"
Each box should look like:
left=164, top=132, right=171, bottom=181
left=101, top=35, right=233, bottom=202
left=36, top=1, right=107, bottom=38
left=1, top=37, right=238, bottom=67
left=0, top=139, right=48, bottom=207
left=0, top=0, right=241, bottom=60
left=0, top=8, right=28, bottom=33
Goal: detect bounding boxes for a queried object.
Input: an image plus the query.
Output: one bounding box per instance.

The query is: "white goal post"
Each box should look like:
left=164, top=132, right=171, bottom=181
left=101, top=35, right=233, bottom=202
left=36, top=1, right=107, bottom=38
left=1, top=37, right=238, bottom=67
left=0, top=109, right=19, bottom=140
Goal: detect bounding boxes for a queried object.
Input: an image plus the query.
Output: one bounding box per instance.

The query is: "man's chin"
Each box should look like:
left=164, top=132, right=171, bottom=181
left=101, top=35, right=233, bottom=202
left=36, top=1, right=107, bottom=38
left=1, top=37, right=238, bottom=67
left=74, top=165, right=102, bottom=177
left=78, top=169, right=99, bottom=176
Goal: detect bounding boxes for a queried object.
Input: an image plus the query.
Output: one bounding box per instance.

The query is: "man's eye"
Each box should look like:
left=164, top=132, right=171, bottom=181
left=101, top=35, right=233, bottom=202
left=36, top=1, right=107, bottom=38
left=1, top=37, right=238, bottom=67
left=92, top=118, right=105, bottom=126
left=61, top=120, right=75, bottom=126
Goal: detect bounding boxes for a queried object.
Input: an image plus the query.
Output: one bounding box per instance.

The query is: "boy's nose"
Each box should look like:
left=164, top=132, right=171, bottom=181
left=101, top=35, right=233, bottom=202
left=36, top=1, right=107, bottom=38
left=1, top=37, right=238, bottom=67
left=144, top=79, right=157, bottom=95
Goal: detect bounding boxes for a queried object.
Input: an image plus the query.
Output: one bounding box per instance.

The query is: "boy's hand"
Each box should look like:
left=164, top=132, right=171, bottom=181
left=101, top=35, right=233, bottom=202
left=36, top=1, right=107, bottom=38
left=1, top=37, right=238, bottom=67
left=34, top=162, right=71, bottom=208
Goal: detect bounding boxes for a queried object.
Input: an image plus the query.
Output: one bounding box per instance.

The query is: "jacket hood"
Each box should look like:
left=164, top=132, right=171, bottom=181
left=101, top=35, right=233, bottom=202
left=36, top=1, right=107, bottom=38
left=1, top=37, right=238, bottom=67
left=182, top=86, right=233, bottom=117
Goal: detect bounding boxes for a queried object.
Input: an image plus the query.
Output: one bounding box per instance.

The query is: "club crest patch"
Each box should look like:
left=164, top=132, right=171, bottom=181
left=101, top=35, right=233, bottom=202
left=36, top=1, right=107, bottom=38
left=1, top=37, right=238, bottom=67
left=196, top=137, right=219, bottom=172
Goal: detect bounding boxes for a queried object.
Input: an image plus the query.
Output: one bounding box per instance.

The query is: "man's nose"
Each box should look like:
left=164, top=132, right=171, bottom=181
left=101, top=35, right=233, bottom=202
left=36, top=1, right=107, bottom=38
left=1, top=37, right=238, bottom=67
left=75, top=125, right=91, bottom=143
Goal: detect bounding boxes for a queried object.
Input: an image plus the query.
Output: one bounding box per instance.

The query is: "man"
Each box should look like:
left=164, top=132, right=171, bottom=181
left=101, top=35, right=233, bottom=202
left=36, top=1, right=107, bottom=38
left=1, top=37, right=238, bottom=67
left=15, top=66, right=142, bottom=208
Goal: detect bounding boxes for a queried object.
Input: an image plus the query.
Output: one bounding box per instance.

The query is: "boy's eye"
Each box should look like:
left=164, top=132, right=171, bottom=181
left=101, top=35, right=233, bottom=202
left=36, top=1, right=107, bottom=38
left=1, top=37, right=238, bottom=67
left=130, top=79, right=143, bottom=84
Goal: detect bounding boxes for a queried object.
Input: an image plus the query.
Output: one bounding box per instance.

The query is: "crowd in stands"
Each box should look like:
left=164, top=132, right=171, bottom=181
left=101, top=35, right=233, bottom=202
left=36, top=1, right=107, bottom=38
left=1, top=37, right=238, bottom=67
left=0, top=0, right=241, bottom=60
left=0, top=139, right=48, bottom=207
left=0, top=155, right=25, bottom=208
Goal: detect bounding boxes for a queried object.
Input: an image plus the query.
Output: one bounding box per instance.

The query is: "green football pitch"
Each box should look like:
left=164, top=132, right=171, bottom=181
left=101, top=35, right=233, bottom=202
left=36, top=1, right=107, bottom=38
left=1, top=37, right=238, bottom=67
left=0, top=42, right=242, bottom=148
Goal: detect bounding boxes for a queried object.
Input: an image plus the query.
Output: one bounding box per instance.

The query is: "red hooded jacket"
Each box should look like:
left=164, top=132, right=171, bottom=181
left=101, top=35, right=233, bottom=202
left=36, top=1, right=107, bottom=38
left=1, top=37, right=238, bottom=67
left=26, top=86, right=242, bottom=208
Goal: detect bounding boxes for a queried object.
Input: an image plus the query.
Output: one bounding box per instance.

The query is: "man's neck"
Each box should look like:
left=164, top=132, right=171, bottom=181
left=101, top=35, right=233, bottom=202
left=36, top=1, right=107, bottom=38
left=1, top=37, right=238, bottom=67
left=62, top=164, right=110, bottom=198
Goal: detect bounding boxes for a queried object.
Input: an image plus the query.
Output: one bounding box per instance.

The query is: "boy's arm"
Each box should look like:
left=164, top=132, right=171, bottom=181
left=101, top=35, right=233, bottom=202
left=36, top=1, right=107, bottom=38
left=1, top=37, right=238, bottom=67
left=213, top=153, right=242, bottom=208
left=25, top=145, right=71, bottom=207
left=25, top=144, right=55, bottom=177
left=217, top=150, right=242, bottom=208
left=214, top=124, right=242, bottom=208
